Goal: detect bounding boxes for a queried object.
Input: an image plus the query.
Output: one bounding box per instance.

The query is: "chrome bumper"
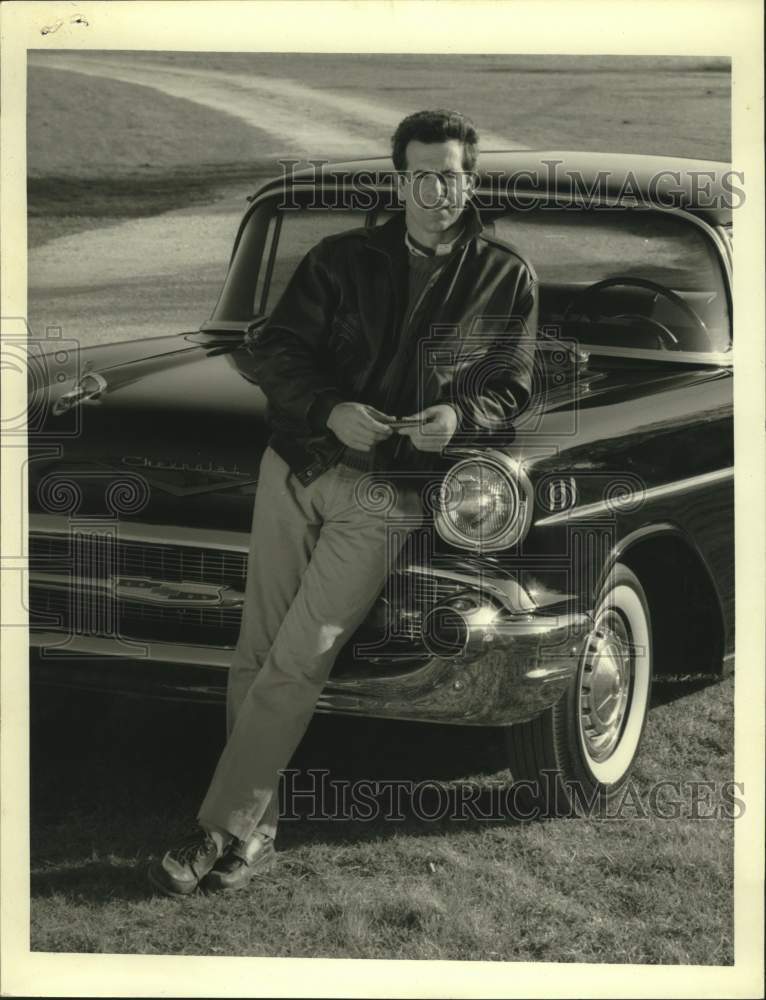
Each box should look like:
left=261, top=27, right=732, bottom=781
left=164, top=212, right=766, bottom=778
left=318, top=613, right=589, bottom=725
left=28, top=515, right=590, bottom=725
left=30, top=611, right=590, bottom=726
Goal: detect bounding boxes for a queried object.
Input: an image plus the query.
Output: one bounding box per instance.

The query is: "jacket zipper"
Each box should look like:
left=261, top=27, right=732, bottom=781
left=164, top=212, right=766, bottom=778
left=389, top=245, right=470, bottom=462
left=388, top=275, right=440, bottom=462
left=366, top=232, right=470, bottom=466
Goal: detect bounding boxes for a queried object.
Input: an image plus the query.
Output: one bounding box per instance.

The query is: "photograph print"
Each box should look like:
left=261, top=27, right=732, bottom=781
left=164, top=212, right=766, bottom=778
left=17, top=38, right=747, bottom=975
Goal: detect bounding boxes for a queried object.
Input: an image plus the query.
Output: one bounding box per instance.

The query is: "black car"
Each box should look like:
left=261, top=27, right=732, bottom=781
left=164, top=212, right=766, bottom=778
left=28, top=151, right=734, bottom=811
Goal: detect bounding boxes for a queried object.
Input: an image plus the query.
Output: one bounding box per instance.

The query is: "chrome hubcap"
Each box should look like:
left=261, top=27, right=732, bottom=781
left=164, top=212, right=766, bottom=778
left=579, top=610, right=632, bottom=762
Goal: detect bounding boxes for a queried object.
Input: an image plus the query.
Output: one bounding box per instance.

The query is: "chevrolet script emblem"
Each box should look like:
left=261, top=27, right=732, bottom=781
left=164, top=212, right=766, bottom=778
left=114, top=576, right=244, bottom=607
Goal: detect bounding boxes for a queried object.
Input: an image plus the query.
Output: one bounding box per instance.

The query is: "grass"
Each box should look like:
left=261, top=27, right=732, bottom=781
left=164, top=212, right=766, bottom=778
left=26, top=172, right=263, bottom=249
left=27, top=63, right=277, bottom=247
left=26, top=53, right=731, bottom=249
left=31, top=52, right=731, bottom=162
left=29, top=677, right=734, bottom=963
left=27, top=65, right=273, bottom=180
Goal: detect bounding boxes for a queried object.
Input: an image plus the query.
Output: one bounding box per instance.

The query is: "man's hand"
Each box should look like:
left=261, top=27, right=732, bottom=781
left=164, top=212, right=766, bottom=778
left=327, top=403, right=396, bottom=451
left=395, top=404, right=459, bottom=453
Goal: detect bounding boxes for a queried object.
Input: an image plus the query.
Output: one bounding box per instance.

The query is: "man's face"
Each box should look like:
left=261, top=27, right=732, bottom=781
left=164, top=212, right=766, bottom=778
left=396, top=138, right=476, bottom=234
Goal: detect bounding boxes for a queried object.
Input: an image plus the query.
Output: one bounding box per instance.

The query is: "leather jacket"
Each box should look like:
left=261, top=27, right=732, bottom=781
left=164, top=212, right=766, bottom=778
left=244, top=202, right=538, bottom=488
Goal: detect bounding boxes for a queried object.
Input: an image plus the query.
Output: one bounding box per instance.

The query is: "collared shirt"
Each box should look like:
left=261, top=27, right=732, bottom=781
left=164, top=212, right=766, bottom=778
left=404, top=228, right=465, bottom=258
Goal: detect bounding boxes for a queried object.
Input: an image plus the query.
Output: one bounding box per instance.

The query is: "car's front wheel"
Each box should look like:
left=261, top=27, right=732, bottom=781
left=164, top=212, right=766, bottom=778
left=507, top=563, right=653, bottom=817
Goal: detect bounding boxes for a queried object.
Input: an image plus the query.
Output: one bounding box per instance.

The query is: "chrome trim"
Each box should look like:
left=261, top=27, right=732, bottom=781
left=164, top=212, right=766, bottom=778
left=534, top=467, right=734, bottom=526
left=434, top=449, right=534, bottom=552
left=194, top=322, right=253, bottom=335
left=30, top=631, right=234, bottom=666
left=30, top=610, right=592, bottom=725
left=403, top=564, right=536, bottom=613
left=716, top=224, right=733, bottom=273
left=578, top=616, right=631, bottom=762
left=422, top=599, right=499, bottom=659
left=656, top=205, right=732, bottom=291
left=29, top=513, right=250, bottom=552
left=29, top=516, right=535, bottom=612
left=317, top=611, right=591, bottom=725
left=53, top=371, right=108, bottom=415
left=30, top=572, right=245, bottom=609
left=571, top=345, right=732, bottom=368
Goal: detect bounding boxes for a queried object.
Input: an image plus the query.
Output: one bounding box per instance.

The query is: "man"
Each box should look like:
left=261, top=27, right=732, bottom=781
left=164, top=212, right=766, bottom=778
left=148, top=109, right=538, bottom=897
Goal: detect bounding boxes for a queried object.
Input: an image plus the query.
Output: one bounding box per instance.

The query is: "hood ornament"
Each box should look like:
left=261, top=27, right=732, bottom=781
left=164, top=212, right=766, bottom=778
left=53, top=371, right=108, bottom=415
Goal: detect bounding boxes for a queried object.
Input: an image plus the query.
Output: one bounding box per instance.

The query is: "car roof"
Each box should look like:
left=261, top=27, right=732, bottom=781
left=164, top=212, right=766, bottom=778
left=254, top=149, right=734, bottom=225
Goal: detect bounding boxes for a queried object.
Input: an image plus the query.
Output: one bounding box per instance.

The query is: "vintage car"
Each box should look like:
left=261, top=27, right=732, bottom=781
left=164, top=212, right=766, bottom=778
left=27, top=151, right=734, bottom=812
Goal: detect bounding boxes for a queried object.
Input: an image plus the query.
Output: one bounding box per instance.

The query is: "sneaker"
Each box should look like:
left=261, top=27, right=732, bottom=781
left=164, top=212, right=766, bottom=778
left=202, top=833, right=276, bottom=892
left=147, top=830, right=223, bottom=898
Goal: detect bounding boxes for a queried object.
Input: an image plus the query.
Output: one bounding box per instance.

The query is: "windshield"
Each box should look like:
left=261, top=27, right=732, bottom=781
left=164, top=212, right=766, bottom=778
left=213, top=194, right=730, bottom=356
left=490, top=207, right=730, bottom=354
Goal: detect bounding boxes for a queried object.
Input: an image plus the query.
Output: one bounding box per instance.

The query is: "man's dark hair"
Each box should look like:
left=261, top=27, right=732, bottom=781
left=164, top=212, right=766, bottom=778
left=391, top=109, right=480, bottom=172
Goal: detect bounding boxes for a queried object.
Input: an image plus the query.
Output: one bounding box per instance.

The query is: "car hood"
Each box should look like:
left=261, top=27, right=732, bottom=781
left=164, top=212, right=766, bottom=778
left=28, top=332, right=730, bottom=531
left=33, top=331, right=267, bottom=448
left=28, top=334, right=275, bottom=529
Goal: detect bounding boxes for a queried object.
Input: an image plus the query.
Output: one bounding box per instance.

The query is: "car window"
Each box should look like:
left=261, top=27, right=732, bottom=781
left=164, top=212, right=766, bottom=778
left=220, top=195, right=730, bottom=356
left=371, top=204, right=731, bottom=354
left=263, top=210, right=369, bottom=313
left=490, top=207, right=730, bottom=353
left=490, top=209, right=713, bottom=285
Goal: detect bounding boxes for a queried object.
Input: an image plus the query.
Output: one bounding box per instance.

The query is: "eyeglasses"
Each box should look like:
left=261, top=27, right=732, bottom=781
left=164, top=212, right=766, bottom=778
left=400, top=170, right=477, bottom=189
left=399, top=170, right=477, bottom=208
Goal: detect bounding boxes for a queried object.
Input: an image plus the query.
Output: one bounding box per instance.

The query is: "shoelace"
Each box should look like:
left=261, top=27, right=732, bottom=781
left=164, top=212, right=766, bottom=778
left=169, top=833, right=216, bottom=865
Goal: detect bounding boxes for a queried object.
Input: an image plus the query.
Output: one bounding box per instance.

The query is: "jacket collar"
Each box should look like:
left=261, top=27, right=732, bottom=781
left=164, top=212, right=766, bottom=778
left=367, top=199, right=484, bottom=258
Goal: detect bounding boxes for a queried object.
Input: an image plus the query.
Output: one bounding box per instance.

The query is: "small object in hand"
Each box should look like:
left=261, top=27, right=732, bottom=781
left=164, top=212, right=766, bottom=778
left=389, top=417, right=422, bottom=430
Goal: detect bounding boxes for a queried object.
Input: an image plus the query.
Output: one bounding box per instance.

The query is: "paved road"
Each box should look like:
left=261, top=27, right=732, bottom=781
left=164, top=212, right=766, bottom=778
left=28, top=192, right=245, bottom=345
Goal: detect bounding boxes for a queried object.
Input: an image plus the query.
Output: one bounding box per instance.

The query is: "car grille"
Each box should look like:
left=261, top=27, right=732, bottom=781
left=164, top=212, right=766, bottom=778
left=28, top=531, right=461, bottom=656
left=30, top=585, right=243, bottom=647
left=29, top=533, right=248, bottom=590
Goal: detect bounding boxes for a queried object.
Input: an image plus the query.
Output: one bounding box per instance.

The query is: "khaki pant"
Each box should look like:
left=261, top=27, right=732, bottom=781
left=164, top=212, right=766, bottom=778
left=197, top=445, right=423, bottom=843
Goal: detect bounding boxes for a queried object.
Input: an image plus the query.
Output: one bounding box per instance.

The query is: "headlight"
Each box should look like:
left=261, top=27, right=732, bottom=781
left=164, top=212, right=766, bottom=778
left=434, top=452, right=533, bottom=551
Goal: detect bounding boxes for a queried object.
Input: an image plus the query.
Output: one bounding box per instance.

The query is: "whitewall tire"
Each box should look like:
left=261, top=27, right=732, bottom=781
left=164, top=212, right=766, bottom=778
left=506, top=563, right=653, bottom=816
